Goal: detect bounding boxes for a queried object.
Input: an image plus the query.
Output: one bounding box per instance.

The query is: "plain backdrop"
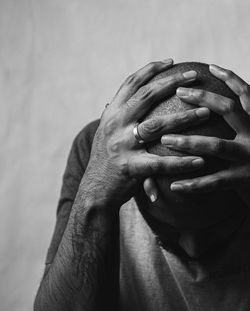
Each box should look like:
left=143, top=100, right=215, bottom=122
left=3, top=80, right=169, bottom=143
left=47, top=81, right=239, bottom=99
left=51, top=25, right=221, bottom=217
left=1, top=0, right=250, bottom=310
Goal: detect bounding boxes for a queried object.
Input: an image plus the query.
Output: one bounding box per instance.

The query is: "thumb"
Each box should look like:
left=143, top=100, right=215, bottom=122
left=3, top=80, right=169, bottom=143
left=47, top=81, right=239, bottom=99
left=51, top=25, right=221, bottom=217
left=143, top=178, right=158, bottom=203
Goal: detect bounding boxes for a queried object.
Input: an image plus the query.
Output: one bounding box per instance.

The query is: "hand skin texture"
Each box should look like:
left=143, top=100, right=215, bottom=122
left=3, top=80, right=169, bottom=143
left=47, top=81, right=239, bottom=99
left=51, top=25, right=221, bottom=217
left=34, top=59, right=211, bottom=311
left=156, top=65, right=250, bottom=209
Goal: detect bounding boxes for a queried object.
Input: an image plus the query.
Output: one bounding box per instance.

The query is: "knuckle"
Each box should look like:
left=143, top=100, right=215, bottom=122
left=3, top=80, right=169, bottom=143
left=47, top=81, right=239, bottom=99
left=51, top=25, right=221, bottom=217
left=125, top=97, right=137, bottom=109
left=175, top=161, right=184, bottom=171
left=241, top=83, right=250, bottom=95
left=212, top=138, right=224, bottom=154
left=185, top=179, right=203, bottom=192
left=148, top=160, right=162, bottom=173
left=176, top=136, right=190, bottom=149
left=225, top=69, right=234, bottom=79
left=169, top=73, right=182, bottom=86
left=192, top=140, right=200, bottom=150
left=125, top=73, right=140, bottom=87
left=194, top=89, right=205, bottom=99
left=223, top=99, right=237, bottom=114
left=172, top=158, right=189, bottom=172
left=120, top=159, right=129, bottom=176
left=139, top=85, right=154, bottom=100
left=142, top=118, right=162, bottom=135
left=109, top=141, right=122, bottom=153
left=177, top=112, right=190, bottom=124
left=147, top=62, right=158, bottom=73
left=181, top=159, right=193, bottom=169
left=104, top=119, right=118, bottom=135
left=184, top=182, right=196, bottom=192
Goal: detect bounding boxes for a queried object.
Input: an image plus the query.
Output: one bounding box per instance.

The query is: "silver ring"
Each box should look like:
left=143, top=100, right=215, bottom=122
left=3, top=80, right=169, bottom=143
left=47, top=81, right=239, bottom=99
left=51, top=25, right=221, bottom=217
left=133, top=123, right=145, bottom=144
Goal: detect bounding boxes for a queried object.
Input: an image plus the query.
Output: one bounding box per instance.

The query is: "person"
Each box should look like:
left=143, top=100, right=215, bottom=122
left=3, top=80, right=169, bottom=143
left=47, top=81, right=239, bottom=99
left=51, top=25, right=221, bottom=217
left=34, top=59, right=250, bottom=311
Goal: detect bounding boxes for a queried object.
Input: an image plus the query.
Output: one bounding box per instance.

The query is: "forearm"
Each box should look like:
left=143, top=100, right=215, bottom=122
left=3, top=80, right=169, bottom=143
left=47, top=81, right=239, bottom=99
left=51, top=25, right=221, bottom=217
left=34, top=182, right=120, bottom=311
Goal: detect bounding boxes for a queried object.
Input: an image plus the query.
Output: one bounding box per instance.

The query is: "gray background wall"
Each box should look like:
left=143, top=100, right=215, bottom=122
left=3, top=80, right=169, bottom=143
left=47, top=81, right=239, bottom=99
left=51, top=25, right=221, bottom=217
left=1, top=0, right=250, bottom=310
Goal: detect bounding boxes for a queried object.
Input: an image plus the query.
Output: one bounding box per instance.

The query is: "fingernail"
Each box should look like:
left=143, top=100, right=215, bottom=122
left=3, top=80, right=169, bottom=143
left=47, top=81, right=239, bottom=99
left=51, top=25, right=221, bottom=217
left=171, top=183, right=184, bottom=191
left=183, top=70, right=197, bottom=80
left=209, top=64, right=225, bottom=77
left=192, top=158, right=204, bottom=167
left=150, top=193, right=157, bottom=203
left=162, top=58, right=173, bottom=64
left=176, top=87, right=188, bottom=97
left=209, top=64, right=221, bottom=72
left=196, top=107, right=210, bottom=119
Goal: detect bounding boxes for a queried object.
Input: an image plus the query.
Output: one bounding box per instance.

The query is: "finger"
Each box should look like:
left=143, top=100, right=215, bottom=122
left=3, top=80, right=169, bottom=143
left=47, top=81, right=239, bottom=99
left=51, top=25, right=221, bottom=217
left=113, top=59, right=174, bottom=106
left=176, top=87, right=250, bottom=133
left=138, top=107, right=210, bottom=142
left=125, top=70, right=197, bottom=121
left=209, top=64, right=250, bottom=112
left=143, top=178, right=158, bottom=202
left=161, top=134, right=249, bottom=161
left=128, top=154, right=204, bottom=177
left=170, top=166, right=247, bottom=193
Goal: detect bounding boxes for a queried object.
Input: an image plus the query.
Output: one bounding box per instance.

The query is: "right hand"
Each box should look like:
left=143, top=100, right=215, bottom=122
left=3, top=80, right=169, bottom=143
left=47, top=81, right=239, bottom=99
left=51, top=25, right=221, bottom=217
left=83, top=59, right=209, bottom=208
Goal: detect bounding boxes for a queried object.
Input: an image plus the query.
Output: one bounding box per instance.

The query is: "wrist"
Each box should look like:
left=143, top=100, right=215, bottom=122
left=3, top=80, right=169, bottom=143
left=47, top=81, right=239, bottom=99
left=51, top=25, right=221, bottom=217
left=71, top=179, right=120, bottom=225
left=65, top=192, right=119, bottom=248
left=76, top=196, right=120, bottom=220
left=79, top=171, right=124, bottom=209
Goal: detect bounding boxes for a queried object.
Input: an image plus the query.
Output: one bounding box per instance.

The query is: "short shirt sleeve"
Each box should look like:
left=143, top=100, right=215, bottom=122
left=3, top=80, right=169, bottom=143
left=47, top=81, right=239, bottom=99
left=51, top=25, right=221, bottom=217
left=45, top=119, right=100, bottom=265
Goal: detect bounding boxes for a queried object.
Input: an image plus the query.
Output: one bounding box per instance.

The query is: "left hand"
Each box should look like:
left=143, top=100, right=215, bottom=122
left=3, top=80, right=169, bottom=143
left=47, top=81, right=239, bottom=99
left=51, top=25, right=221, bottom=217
left=158, top=64, right=250, bottom=207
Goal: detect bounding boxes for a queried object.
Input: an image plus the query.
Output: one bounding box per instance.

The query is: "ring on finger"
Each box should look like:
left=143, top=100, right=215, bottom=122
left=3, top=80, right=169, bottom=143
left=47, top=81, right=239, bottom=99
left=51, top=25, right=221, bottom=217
left=133, top=122, right=145, bottom=144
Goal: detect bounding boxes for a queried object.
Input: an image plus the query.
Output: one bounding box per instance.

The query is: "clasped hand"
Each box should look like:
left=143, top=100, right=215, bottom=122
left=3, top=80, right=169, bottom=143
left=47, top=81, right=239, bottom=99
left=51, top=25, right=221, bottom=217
left=87, top=61, right=250, bottom=208
left=154, top=65, right=250, bottom=208
left=85, top=59, right=209, bottom=207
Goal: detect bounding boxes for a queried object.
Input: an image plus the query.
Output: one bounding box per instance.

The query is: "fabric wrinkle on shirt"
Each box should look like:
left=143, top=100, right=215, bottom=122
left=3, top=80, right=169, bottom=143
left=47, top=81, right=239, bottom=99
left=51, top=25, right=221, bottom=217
left=120, top=198, right=250, bottom=311
left=45, top=120, right=250, bottom=311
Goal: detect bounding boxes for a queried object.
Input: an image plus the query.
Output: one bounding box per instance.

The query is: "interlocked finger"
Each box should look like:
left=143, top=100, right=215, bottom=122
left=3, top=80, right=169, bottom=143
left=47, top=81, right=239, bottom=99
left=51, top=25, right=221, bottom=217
left=127, top=154, right=204, bottom=177
left=210, top=65, right=250, bottom=97
left=124, top=70, right=197, bottom=121
left=210, top=64, right=250, bottom=114
left=170, top=166, right=248, bottom=193
left=177, top=87, right=250, bottom=133
left=161, top=134, right=250, bottom=161
left=113, top=59, right=173, bottom=106
left=137, top=108, right=210, bottom=142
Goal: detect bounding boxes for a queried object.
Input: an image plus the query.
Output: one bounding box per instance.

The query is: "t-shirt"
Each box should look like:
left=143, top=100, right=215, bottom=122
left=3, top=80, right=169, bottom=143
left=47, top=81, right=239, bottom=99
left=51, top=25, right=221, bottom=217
left=45, top=120, right=250, bottom=311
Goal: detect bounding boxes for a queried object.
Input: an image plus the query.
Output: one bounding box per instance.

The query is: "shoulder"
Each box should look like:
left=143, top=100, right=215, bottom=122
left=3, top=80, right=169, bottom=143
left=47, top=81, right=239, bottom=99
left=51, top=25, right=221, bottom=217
left=45, top=119, right=101, bottom=266
left=60, top=119, right=100, bottom=199
left=69, top=119, right=100, bottom=168
left=73, top=119, right=100, bottom=151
